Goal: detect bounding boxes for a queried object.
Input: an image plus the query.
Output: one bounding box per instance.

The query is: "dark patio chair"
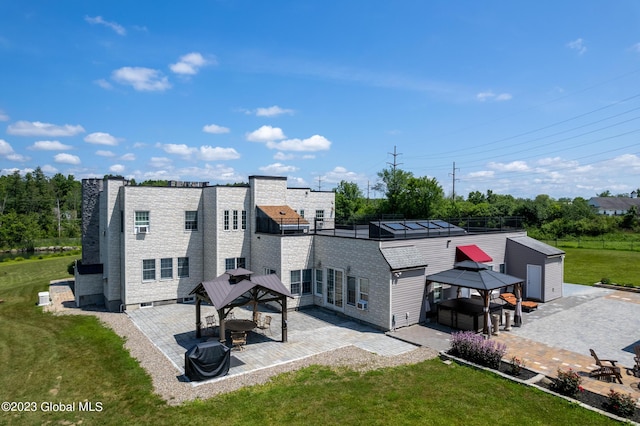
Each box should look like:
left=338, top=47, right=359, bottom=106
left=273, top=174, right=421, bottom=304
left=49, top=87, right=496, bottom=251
left=589, top=349, right=623, bottom=384
left=633, top=345, right=640, bottom=377
left=205, top=315, right=217, bottom=335
left=257, top=315, right=272, bottom=335
left=231, top=331, right=247, bottom=351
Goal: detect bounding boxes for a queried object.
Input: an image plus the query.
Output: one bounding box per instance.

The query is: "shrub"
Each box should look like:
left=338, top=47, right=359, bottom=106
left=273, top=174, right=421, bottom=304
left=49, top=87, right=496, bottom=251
left=67, top=261, right=75, bottom=276
left=449, top=331, right=507, bottom=369
left=600, top=277, right=611, bottom=284
left=603, top=389, right=636, bottom=418
left=550, top=368, right=583, bottom=398
left=508, top=356, right=526, bottom=376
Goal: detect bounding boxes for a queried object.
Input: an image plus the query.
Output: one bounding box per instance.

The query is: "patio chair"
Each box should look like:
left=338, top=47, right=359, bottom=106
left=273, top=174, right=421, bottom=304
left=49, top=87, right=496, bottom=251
left=499, top=293, right=538, bottom=312
left=633, top=345, right=640, bottom=377
left=589, top=349, right=623, bottom=384
left=257, top=315, right=272, bottom=335
left=231, top=331, right=247, bottom=351
left=205, top=315, right=217, bottom=335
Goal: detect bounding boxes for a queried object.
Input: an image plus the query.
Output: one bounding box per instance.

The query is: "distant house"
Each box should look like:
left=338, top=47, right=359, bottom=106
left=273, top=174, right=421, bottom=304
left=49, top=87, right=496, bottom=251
left=588, top=196, right=640, bottom=216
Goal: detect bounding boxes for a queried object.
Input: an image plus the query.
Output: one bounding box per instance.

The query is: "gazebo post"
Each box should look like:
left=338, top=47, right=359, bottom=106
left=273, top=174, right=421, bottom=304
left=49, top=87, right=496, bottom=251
left=482, top=290, right=491, bottom=338
left=514, top=282, right=523, bottom=327
left=195, top=297, right=202, bottom=338
left=218, top=308, right=226, bottom=343
left=282, top=295, right=288, bottom=342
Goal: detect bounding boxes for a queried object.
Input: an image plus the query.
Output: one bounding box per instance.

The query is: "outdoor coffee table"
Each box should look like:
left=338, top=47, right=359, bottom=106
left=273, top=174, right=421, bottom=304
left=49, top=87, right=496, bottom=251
left=225, top=319, right=257, bottom=332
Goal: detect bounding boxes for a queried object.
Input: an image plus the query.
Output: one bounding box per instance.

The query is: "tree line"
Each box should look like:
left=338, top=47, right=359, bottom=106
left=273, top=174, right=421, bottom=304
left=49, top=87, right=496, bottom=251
left=1, top=167, right=638, bottom=249
left=334, top=167, right=640, bottom=239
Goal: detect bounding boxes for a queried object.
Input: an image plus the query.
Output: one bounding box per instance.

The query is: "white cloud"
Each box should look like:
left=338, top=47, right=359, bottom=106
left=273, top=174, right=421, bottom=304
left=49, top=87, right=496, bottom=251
left=54, top=153, right=81, bottom=165
left=84, top=132, right=121, bottom=146
left=132, top=142, right=147, bottom=149
left=246, top=125, right=286, bottom=142
left=112, top=67, right=171, bottom=92
left=109, top=164, right=125, bottom=173
left=274, top=152, right=294, bottom=161
left=198, top=146, right=241, bottom=161
left=30, top=140, right=72, bottom=151
left=41, top=165, right=58, bottom=174
left=0, top=110, right=9, bottom=121
left=7, top=121, right=85, bottom=137
left=6, top=153, right=28, bottom=162
left=322, top=166, right=367, bottom=185
left=149, top=157, right=172, bottom=168
left=487, top=160, right=530, bottom=172
left=96, top=150, right=116, bottom=157
left=259, top=163, right=299, bottom=174
left=95, top=79, right=113, bottom=90
left=468, top=170, right=495, bottom=178
left=0, top=139, right=14, bottom=155
left=177, top=164, right=243, bottom=182
left=169, top=52, right=211, bottom=75
left=255, top=106, right=294, bottom=117
left=157, top=143, right=196, bottom=157
left=203, top=124, right=230, bottom=134
left=85, top=15, right=126, bottom=36
left=120, top=153, right=136, bottom=161
left=266, top=134, right=332, bottom=152
left=567, top=38, right=587, bottom=55
left=631, top=43, right=640, bottom=53
left=302, top=154, right=316, bottom=159
left=476, top=91, right=512, bottom=102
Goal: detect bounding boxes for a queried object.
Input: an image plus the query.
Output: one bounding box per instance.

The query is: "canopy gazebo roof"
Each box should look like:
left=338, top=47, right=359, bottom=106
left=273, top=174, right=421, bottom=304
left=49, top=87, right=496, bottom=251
left=425, top=260, right=523, bottom=291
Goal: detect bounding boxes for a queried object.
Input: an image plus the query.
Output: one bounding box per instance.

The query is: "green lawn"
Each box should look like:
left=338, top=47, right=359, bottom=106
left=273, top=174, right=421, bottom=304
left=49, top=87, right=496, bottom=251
left=0, top=256, right=618, bottom=425
left=562, top=247, right=640, bottom=286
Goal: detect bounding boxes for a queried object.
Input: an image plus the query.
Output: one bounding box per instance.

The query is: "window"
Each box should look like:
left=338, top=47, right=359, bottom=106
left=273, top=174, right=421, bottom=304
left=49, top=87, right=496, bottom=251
left=499, top=264, right=506, bottom=274
left=223, top=210, right=229, bottom=230
left=432, top=282, right=444, bottom=304
left=290, top=270, right=301, bottom=295
left=327, top=268, right=334, bottom=304
left=225, top=258, right=235, bottom=271
left=358, top=278, right=369, bottom=303
left=233, top=210, right=238, bottom=230
left=178, top=257, right=189, bottom=278
left=264, top=268, right=276, bottom=275
left=300, top=209, right=305, bottom=218
left=241, top=210, right=247, bottom=230
left=315, top=209, right=324, bottom=221
left=225, top=257, right=246, bottom=270
left=161, top=258, right=173, bottom=279
left=142, top=259, right=155, bottom=281
left=302, top=269, right=312, bottom=294
left=185, top=211, right=198, bottom=230
left=347, top=276, right=357, bottom=305
left=135, top=211, right=150, bottom=233
left=315, top=269, right=323, bottom=295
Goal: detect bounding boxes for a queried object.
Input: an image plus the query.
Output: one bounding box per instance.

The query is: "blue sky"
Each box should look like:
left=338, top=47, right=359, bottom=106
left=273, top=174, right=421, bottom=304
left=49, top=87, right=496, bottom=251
left=2, top=1, right=640, bottom=199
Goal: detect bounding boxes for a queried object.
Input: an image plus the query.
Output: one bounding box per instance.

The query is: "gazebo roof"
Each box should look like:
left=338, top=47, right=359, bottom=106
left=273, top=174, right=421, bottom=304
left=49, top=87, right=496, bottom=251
left=426, top=260, right=523, bottom=292
left=190, top=269, right=293, bottom=309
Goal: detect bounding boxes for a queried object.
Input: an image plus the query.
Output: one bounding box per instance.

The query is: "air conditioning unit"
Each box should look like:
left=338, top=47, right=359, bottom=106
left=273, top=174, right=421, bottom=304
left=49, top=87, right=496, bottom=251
left=356, top=300, right=368, bottom=310
left=136, top=225, right=149, bottom=234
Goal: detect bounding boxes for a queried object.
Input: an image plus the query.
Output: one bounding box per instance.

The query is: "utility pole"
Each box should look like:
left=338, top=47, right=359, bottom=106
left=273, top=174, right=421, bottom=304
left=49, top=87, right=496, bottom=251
left=449, top=162, right=460, bottom=201
left=317, top=176, right=322, bottom=191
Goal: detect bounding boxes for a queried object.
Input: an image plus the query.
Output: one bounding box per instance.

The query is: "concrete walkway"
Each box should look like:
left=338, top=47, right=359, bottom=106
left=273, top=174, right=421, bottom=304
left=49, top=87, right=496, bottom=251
left=390, top=283, right=640, bottom=402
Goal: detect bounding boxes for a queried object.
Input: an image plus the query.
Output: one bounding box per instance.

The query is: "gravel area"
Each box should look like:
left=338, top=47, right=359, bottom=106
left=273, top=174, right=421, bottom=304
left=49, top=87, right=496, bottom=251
left=48, top=284, right=439, bottom=405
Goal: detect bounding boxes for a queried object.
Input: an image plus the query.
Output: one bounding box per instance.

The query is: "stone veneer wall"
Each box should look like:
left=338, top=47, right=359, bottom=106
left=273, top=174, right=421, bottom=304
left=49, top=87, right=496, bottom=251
left=80, top=178, right=103, bottom=265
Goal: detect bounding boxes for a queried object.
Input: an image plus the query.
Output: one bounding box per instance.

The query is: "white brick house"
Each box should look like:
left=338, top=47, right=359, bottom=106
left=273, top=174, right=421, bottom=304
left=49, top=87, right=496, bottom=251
left=75, top=175, right=564, bottom=331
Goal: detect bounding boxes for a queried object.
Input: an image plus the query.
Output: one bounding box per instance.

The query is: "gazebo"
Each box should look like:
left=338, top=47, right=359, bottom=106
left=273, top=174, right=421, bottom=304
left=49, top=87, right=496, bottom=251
left=426, top=261, right=525, bottom=336
left=189, top=268, right=294, bottom=342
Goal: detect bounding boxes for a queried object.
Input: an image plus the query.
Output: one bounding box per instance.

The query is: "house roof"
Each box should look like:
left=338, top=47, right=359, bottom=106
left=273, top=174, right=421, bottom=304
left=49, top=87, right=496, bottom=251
left=588, top=197, right=640, bottom=211
left=426, top=260, right=523, bottom=291
left=508, top=236, right=565, bottom=257
left=257, top=205, right=309, bottom=224
left=455, top=244, right=492, bottom=263
left=380, top=245, right=429, bottom=270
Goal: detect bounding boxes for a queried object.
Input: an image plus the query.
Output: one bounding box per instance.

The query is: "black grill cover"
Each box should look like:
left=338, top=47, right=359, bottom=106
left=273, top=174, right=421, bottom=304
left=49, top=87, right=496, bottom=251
left=184, top=340, right=231, bottom=381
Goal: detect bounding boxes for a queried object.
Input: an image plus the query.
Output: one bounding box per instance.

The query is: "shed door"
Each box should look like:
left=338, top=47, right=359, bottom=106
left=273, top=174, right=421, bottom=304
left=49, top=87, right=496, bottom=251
left=526, top=264, right=542, bottom=300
